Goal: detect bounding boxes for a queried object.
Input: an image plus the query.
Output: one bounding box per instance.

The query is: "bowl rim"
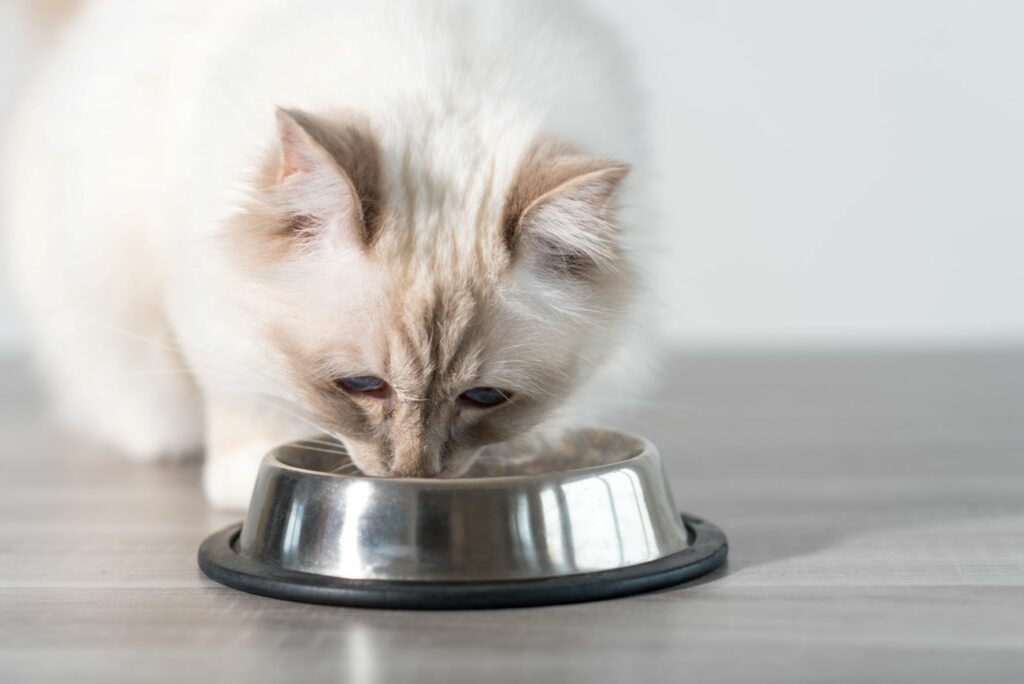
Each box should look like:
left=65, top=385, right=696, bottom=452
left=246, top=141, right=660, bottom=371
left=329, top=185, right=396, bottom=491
left=264, top=429, right=660, bottom=487
left=199, top=513, right=728, bottom=609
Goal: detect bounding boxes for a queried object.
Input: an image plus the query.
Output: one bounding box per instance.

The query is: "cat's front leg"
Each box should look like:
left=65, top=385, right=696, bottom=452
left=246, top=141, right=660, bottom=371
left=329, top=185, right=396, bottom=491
left=202, top=397, right=311, bottom=510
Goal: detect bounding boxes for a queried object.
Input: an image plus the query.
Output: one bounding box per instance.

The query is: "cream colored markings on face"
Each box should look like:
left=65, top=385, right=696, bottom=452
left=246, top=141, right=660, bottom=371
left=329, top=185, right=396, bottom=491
left=471, top=148, right=510, bottom=278
left=380, top=282, right=483, bottom=475
left=219, top=109, right=392, bottom=441
left=231, top=123, right=633, bottom=477
left=269, top=330, right=377, bottom=442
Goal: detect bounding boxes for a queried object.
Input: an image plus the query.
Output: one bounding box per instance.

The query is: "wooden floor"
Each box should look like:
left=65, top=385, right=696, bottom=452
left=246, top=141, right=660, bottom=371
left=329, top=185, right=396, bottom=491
left=1, top=349, right=1023, bottom=683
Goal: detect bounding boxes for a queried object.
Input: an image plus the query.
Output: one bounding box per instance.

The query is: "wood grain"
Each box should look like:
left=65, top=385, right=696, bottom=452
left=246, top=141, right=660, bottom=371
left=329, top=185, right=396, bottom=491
left=1, top=350, right=1023, bottom=683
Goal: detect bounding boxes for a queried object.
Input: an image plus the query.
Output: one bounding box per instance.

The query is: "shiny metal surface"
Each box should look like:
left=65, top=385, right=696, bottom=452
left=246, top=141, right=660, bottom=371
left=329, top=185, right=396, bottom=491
left=237, top=430, right=691, bottom=581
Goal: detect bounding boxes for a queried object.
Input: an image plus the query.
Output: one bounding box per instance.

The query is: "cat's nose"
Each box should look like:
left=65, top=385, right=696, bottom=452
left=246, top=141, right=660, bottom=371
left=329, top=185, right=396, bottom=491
left=385, top=442, right=443, bottom=478
left=386, top=458, right=442, bottom=478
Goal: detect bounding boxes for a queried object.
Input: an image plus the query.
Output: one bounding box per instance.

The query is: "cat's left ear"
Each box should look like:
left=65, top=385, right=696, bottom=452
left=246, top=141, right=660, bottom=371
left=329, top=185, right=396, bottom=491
left=270, top=108, right=381, bottom=249
left=503, top=145, right=630, bottom=278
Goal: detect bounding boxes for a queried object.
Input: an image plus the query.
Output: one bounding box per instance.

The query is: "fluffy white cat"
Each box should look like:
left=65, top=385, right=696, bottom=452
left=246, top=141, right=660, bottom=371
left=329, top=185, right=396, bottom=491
left=2, top=0, right=652, bottom=509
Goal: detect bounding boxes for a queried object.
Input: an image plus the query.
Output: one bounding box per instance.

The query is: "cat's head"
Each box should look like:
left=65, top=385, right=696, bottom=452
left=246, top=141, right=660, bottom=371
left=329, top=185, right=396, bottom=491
left=227, top=108, right=633, bottom=477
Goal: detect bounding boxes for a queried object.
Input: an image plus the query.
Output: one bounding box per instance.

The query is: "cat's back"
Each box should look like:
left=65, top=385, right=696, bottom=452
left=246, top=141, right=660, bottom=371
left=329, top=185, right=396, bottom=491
left=1, top=0, right=217, bottom=324
left=5, top=0, right=643, bottom=261
left=1, top=0, right=650, bottom=443
left=170, top=0, right=643, bottom=237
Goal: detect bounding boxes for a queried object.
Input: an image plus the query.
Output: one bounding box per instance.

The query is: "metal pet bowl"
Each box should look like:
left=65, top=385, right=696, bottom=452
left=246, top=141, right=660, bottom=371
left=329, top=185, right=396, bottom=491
left=198, top=429, right=727, bottom=609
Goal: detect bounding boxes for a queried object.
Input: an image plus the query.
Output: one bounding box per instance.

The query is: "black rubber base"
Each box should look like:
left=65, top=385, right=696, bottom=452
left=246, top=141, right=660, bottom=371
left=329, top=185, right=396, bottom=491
left=197, top=513, right=727, bottom=610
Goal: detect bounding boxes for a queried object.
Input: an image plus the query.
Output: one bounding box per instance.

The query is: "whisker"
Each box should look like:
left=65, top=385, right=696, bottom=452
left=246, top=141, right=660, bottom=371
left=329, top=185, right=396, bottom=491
left=293, top=437, right=347, bottom=450
left=68, top=311, right=297, bottom=399
left=290, top=444, right=352, bottom=457
left=292, top=443, right=349, bottom=455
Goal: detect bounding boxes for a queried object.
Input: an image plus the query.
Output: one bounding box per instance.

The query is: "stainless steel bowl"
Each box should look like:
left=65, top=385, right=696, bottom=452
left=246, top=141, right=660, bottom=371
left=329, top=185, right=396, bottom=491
left=199, top=429, right=727, bottom=608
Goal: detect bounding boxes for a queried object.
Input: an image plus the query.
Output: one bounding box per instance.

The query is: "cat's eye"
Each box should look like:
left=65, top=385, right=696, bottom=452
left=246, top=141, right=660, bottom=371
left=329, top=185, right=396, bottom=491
left=459, top=387, right=511, bottom=408
left=335, top=375, right=388, bottom=397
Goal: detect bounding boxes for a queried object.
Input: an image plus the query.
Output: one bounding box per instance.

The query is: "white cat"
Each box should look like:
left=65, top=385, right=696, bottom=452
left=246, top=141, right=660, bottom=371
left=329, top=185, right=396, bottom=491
left=2, top=0, right=653, bottom=509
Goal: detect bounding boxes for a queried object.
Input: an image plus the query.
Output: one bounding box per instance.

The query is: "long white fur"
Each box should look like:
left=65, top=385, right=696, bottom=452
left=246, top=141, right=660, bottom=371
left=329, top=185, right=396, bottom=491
left=2, top=0, right=655, bottom=508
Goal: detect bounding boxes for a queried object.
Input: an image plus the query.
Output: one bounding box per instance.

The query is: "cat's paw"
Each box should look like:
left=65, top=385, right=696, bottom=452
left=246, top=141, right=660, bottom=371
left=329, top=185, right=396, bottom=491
left=202, top=444, right=269, bottom=511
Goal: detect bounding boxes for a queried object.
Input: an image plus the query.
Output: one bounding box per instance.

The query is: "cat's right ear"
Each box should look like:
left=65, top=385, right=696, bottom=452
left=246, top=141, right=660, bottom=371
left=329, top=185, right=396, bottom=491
left=503, top=142, right=630, bottom=280
left=269, top=108, right=381, bottom=250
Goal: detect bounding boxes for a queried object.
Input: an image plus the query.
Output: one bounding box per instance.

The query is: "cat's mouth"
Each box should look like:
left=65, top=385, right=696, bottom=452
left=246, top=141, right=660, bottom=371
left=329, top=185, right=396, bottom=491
left=331, top=437, right=477, bottom=479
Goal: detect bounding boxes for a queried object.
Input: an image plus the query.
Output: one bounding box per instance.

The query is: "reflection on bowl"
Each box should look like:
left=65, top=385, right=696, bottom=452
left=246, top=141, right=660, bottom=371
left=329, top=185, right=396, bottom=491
left=199, top=429, right=728, bottom=608
left=239, top=430, right=689, bottom=581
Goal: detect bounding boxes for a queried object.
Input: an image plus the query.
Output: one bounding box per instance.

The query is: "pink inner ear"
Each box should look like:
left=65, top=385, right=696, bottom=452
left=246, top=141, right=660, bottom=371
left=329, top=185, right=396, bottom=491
left=277, top=121, right=312, bottom=182
left=275, top=108, right=333, bottom=184
left=278, top=157, right=301, bottom=183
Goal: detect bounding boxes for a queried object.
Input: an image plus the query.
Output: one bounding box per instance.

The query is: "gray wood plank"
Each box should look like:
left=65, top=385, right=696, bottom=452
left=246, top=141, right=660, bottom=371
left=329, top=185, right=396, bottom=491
left=1, top=349, right=1023, bottom=683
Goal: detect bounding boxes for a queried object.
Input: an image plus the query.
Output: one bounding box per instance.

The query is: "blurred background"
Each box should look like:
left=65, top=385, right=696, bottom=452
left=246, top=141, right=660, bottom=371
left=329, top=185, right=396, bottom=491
left=1, top=0, right=1022, bottom=351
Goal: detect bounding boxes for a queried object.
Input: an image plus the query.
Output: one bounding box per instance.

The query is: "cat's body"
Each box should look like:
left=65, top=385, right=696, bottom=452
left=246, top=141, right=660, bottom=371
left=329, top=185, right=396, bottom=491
left=3, top=0, right=652, bottom=509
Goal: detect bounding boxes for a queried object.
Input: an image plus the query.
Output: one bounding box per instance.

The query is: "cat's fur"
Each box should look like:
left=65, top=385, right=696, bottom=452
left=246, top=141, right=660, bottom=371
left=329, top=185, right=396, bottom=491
left=2, top=0, right=652, bottom=509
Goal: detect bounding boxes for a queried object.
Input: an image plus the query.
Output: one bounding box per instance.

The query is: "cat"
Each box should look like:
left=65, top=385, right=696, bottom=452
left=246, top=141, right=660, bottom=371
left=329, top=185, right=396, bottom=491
left=2, top=0, right=653, bottom=509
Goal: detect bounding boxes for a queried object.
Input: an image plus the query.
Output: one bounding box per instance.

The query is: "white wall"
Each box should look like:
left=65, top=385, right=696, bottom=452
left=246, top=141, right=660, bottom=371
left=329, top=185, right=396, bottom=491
left=589, top=0, right=1024, bottom=346
left=1, top=1, right=1023, bottom=352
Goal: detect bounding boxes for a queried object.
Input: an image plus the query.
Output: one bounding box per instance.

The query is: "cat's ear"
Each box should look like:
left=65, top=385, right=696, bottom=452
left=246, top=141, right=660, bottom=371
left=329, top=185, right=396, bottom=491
left=503, top=145, right=630, bottom=278
left=270, top=108, right=381, bottom=249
